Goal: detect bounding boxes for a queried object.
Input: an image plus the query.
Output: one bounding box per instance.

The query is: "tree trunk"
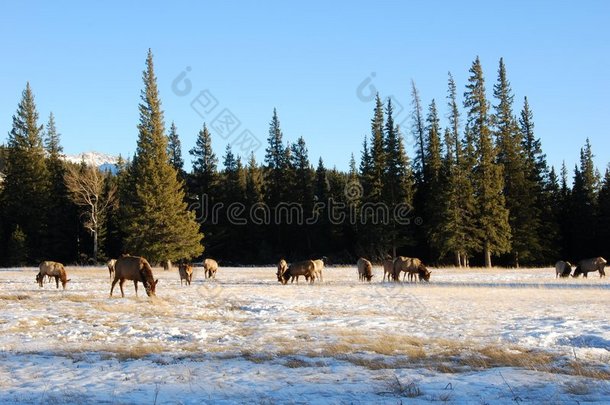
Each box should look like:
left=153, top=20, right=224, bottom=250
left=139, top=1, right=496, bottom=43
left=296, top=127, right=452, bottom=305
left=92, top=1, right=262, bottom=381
left=454, top=251, right=461, bottom=267
left=93, top=230, right=98, bottom=263
left=514, top=252, right=520, bottom=268
left=484, top=243, right=492, bottom=268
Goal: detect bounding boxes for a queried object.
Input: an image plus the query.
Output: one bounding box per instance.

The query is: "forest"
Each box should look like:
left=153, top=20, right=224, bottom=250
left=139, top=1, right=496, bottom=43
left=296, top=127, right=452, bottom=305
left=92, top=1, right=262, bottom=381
left=1, top=50, right=608, bottom=268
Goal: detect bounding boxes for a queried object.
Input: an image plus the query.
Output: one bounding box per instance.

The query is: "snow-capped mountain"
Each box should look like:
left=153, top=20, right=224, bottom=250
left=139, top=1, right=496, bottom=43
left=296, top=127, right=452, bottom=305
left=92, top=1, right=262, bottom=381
left=63, top=152, right=119, bottom=173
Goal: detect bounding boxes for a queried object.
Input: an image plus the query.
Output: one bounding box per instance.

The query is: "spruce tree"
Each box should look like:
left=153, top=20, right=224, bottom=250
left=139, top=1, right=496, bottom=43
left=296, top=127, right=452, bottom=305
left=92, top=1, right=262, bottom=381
left=569, top=139, right=599, bottom=259
left=123, top=49, right=203, bottom=263
left=519, top=97, right=558, bottom=262
left=383, top=99, right=415, bottom=258
left=167, top=121, right=185, bottom=179
left=369, top=94, right=386, bottom=202
left=189, top=123, right=218, bottom=197
left=422, top=99, right=444, bottom=260
left=464, top=57, right=511, bottom=267
left=44, top=113, right=77, bottom=262
left=493, top=58, right=537, bottom=267
left=0, top=83, right=49, bottom=263
left=263, top=109, right=290, bottom=205
left=597, top=167, right=610, bottom=260
left=411, top=81, right=426, bottom=183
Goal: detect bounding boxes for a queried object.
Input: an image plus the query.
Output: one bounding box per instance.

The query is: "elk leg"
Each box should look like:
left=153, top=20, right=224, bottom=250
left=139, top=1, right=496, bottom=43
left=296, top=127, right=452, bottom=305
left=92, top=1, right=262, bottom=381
left=119, top=279, right=125, bottom=297
left=55, top=276, right=59, bottom=289
left=110, top=278, right=119, bottom=297
left=134, top=280, right=138, bottom=296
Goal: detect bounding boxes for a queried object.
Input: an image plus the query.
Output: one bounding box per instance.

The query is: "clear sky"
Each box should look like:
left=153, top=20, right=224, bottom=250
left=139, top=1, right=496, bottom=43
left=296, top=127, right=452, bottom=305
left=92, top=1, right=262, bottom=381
left=1, top=1, right=609, bottom=177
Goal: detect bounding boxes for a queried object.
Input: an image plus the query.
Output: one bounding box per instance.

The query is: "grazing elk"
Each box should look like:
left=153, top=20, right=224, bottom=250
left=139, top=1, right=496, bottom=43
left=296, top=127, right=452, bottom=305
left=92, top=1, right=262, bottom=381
left=382, top=258, right=395, bottom=282
left=281, top=260, right=316, bottom=285
left=37, top=261, right=71, bottom=289
left=107, top=259, right=117, bottom=279
left=277, top=259, right=288, bottom=282
left=178, top=263, right=193, bottom=286
left=555, top=260, right=572, bottom=278
left=357, top=258, right=374, bottom=282
left=312, top=257, right=326, bottom=282
left=393, top=256, right=431, bottom=282
left=110, top=255, right=158, bottom=297
left=572, top=257, right=606, bottom=278
left=203, top=258, right=219, bottom=279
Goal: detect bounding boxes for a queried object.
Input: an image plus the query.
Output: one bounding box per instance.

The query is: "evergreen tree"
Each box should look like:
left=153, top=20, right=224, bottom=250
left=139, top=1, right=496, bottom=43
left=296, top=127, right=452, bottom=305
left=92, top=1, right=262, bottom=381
left=123, top=49, right=203, bottom=263
left=289, top=137, right=314, bottom=252
left=493, top=58, right=538, bottom=267
left=369, top=94, right=385, bottom=202
left=243, top=152, right=265, bottom=261
left=411, top=81, right=426, bottom=183
left=167, top=121, right=185, bottom=178
left=519, top=97, right=558, bottom=262
left=44, top=113, right=78, bottom=262
left=597, top=167, right=610, bottom=260
left=569, top=139, right=599, bottom=259
left=383, top=99, right=415, bottom=258
left=422, top=99, right=444, bottom=260
left=6, top=225, right=28, bottom=266
left=0, top=83, right=49, bottom=263
left=434, top=72, right=480, bottom=266
left=189, top=123, right=218, bottom=197
left=464, top=57, right=511, bottom=267
left=263, top=109, right=289, bottom=203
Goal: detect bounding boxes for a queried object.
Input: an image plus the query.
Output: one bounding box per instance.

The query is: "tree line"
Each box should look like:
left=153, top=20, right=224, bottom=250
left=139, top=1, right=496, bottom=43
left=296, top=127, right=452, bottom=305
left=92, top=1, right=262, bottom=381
left=0, top=51, right=608, bottom=267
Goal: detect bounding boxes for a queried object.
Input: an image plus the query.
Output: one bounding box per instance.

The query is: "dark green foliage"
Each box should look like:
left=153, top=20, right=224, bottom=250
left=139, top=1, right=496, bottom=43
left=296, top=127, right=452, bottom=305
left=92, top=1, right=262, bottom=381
left=493, top=58, right=538, bottom=267
left=6, top=226, right=28, bottom=266
left=122, top=50, right=203, bottom=263
left=464, top=57, right=511, bottom=267
left=189, top=123, right=218, bottom=196
left=44, top=113, right=78, bottom=262
left=0, top=83, right=50, bottom=263
left=568, top=139, right=599, bottom=259
left=167, top=121, right=185, bottom=178
left=597, top=167, right=610, bottom=260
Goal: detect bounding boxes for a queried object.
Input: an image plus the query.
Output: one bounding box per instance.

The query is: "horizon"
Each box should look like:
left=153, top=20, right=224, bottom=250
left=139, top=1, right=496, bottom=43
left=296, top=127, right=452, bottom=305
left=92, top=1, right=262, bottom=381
left=1, top=1, right=609, bottom=178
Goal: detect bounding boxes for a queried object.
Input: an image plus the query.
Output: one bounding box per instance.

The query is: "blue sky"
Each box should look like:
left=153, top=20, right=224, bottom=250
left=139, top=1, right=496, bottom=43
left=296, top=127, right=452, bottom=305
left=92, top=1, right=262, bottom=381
left=1, top=1, right=609, bottom=177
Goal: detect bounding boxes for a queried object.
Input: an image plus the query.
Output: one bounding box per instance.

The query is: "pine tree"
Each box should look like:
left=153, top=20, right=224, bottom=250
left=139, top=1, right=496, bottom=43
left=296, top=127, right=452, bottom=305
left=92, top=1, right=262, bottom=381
left=167, top=121, right=185, bottom=179
left=569, top=139, right=599, bottom=259
left=411, top=81, right=426, bottom=183
left=464, top=57, right=511, bottom=267
left=189, top=123, right=218, bottom=197
left=123, top=49, right=203, bottom=263
left=383, top=99, right=415, bottom=258
left=289, top=136, right=314, bottom=252
left=493, top=58, right=537, bottom=267
left=422, top=99, right=444, bottom=259
left=6, top=225, right=28, bottom=266
left=44, top=113, right=78, bottom=262
left=0, top=83, right=50, bottom=264
left=369, top=94, right=385, bottom=202
left=263, top=109, right=290, bottom=206
left=435, top=72, right=480, bottom=266
left=519, top=97, right=558, bottom=262
left=597, top=167, right=610, bottom=260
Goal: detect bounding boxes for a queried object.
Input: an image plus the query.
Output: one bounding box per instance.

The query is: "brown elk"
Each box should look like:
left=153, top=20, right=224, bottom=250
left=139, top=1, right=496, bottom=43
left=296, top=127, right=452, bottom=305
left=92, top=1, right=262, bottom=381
left=37, top=261, right=70, bottom=289
left=178, top=263, right=194, bottom=286
left=357, top=258, right=374, bottom=282
left=110, top=255, right=158, bottom=297
left=203, top=258, right=218, bottom=279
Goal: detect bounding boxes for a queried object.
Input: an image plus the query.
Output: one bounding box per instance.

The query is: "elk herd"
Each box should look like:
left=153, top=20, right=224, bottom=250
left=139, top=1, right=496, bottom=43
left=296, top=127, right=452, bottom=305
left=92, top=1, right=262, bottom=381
left=32, top=254, right=606, bottom=297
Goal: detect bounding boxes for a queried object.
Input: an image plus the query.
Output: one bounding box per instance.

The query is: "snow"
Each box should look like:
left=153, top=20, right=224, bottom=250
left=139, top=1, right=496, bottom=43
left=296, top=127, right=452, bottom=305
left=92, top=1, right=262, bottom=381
left=0, top=266, right=608, bottom=403
left=63, top=151, right=118, bottom=173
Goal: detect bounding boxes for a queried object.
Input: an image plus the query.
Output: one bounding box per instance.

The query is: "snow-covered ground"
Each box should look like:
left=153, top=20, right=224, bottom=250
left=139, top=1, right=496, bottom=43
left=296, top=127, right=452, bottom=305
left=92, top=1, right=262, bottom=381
left=0, top=265, right=608, bottom=404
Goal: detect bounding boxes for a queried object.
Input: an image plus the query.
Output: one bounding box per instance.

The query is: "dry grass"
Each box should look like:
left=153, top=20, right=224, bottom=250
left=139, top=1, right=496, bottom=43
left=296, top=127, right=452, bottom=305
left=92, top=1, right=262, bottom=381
left=0, top=294, right=31, bottom=301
